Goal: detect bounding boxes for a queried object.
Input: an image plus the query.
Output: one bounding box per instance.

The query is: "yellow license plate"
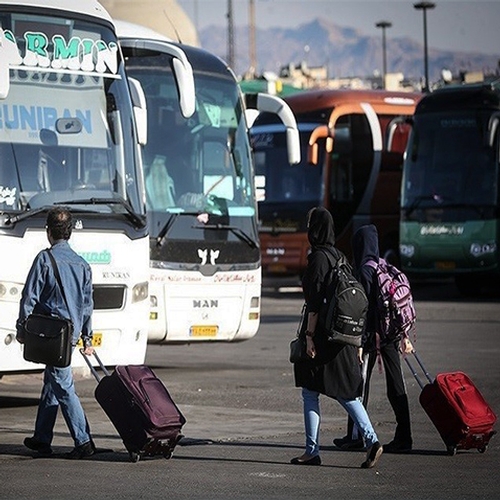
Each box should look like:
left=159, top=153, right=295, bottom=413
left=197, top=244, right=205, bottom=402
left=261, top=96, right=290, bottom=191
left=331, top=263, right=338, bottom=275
left=190, top=326, right=218, bottom=337
left=77, top=333, right=103, bottom=347
left=435, top=261, right=456, bottom=270
left=268, top=264, right=287, bottom=274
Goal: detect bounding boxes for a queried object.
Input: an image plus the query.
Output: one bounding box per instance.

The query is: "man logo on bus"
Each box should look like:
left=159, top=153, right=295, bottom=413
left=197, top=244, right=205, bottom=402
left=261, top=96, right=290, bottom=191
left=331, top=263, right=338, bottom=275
left=197, top=249, right=220, bottom=265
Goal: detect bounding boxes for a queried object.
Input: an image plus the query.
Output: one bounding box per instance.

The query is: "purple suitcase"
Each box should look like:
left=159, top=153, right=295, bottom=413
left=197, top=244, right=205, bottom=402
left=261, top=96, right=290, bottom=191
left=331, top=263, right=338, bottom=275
left=82, top=351, right=185, bottom=462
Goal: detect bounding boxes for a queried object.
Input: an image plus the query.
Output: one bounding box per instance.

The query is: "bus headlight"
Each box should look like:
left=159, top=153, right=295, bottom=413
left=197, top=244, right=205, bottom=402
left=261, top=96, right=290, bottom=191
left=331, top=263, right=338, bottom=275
left=131, top=281, right=148, bottom=303
left=150, top=294, right=158, bottom=308
left=399, top=244, right=415, bottom=258
left=0, top=281, right=23, bottom=302
left=470, top=242, right=496, bottom=257
left=250, top=296, right=260, bottom=308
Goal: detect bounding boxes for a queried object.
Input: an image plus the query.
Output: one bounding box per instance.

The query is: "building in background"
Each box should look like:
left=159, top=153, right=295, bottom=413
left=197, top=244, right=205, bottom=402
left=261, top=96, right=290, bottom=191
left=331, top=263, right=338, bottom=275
left=100, top=0, right=199, bottom=46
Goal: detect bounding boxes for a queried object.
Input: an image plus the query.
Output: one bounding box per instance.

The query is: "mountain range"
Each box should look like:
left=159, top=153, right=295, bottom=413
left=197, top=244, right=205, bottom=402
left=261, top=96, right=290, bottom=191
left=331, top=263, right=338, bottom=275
left=199, top=18, right=499, bottom=83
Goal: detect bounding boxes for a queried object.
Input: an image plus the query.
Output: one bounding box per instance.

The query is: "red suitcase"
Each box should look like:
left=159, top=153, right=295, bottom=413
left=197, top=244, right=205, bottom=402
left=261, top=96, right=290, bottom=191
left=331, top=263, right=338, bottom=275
left=81, top=351, right=185, bottom=462
left=405, top=351, right=497, bottom=455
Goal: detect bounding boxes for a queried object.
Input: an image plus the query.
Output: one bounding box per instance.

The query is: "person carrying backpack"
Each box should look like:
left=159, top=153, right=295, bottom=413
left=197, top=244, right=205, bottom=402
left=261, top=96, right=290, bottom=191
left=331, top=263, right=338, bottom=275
left=291, top=208, right=383, bottom=468
left=333, top=224, right=414, bottom=453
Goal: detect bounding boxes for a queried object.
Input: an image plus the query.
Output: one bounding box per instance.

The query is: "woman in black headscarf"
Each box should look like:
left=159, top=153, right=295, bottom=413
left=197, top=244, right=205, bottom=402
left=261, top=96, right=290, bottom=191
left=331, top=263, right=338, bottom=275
left=334, top=224, right=413, bottom=453
left=291, top=207, right=383, bottom=468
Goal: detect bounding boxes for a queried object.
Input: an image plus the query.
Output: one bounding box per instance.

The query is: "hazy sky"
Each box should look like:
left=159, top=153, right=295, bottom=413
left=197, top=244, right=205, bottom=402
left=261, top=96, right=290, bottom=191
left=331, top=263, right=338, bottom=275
left=177, top=0, right=500, bottom=56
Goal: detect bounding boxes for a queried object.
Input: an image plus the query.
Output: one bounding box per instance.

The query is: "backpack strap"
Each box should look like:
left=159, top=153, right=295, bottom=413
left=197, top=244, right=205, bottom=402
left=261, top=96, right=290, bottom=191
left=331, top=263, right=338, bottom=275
left=319, top=247, right=337, bottom=270
left=45, top=248, right=71, bottom=314
left=320, top=247, right=351, bottom=272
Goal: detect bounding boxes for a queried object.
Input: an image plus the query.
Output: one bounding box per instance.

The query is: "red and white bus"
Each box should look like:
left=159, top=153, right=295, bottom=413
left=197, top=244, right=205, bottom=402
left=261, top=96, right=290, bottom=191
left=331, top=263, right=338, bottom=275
left=251, top=89, right=421, bottom=281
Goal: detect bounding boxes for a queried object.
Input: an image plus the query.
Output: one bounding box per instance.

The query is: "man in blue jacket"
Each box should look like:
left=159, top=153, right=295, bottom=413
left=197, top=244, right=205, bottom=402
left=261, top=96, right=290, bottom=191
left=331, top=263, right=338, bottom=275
left=16, top=207, right=96, bottom=459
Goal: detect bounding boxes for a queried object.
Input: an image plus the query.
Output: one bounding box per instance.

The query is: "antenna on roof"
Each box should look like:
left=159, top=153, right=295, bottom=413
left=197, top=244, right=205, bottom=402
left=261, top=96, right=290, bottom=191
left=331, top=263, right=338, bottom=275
left=163, top=9, right=182, bottom=43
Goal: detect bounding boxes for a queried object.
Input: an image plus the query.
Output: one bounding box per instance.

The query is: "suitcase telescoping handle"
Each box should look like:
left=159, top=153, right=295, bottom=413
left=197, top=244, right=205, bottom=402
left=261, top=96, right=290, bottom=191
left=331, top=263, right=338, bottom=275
left=403, top=350, right=434, bottom=390
left=79, top=349, right=110, bottom=382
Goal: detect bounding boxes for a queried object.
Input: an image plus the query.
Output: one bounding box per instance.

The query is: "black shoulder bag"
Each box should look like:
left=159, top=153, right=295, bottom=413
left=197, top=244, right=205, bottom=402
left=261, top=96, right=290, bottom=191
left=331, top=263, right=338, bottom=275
left=23, top=249, right=74, bottom=368
left=289, top=303, right=308, bottom=363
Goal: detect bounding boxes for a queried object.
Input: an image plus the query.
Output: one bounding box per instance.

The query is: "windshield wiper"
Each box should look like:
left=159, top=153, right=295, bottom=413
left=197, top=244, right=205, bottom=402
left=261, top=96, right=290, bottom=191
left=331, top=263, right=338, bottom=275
left=436, top=202, right=490, bottom=218
left=155, top=211, right=202, bottom=247
left=156, top=213, right=179, bottom=247
left=3, top=206, right=51, bottom=226
left=193, top=223, right=258, bottom=249
left=58, top=197, right=146, bottom=228
left=404, top=194, right=442, bottom=216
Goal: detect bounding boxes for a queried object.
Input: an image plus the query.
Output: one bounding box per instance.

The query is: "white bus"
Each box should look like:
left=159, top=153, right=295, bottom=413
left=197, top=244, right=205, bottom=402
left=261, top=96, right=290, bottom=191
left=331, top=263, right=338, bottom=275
left=116, top=22, right=300, bottom=344
left=0, top=1, right=194, bottom=373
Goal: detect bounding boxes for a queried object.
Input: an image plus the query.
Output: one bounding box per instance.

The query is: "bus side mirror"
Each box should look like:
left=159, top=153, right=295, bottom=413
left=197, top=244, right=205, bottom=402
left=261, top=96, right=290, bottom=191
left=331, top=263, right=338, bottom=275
left=154, top=42, right=195, bottom=118
left=0, top=65, right=8, bottom=99
left=128, top=77, right=148, bottom=146
left=488, top=116, right=499, bottom=148
left=308, top=143, right=318, bottom=165
left=246, top=93, right=301, bottom=165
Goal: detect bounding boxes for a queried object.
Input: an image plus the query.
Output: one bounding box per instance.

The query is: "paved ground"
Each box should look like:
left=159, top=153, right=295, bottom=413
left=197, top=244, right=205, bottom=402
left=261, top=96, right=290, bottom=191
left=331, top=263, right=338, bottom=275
left=0, top=280, right=499, bottom=499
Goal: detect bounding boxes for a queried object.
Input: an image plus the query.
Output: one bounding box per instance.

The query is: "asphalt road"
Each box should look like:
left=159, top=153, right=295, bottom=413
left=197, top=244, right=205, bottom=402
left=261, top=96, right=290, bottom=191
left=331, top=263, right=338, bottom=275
left=0, top=280, right=499, bottom=499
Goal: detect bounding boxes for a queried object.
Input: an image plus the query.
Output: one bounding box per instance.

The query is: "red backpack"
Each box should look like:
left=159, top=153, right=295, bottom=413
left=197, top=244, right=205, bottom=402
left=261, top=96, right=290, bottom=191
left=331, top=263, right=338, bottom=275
left=366, top=258, right=416, bottom=344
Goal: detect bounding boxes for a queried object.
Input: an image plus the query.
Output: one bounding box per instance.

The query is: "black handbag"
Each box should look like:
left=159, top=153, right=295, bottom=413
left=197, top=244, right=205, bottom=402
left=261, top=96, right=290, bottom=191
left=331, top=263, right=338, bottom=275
left=23, top=250, right=74, bottom=368
left=289, top=303, right=308, bottom=363
left=289, top=336, right=307, bottom=363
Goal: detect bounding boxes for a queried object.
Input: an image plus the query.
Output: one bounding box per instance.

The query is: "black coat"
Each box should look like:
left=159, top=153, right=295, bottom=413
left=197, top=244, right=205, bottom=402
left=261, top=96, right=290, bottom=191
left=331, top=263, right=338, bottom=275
left=293, top=208, right=363, bottom=400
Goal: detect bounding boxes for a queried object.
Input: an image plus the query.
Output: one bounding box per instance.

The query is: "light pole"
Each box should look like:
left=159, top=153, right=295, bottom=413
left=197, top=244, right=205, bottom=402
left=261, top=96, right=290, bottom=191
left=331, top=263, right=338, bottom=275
left=248, top=0, right=256, bottom=77
left=414, top=1, right=436, bottom=92
left=227, top=0, right=235, bottom=69
left=375, top=20, right=392, bottom=89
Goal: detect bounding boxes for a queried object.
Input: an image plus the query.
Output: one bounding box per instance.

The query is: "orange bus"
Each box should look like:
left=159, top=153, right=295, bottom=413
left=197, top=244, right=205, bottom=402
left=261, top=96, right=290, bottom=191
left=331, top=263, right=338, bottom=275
left=251, top=89, right=422, bottom=281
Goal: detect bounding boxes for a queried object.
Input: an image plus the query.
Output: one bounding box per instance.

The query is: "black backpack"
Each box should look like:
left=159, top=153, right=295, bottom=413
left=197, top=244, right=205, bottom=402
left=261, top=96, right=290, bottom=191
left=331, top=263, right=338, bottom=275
left=319, top=249, right=368, bottom=347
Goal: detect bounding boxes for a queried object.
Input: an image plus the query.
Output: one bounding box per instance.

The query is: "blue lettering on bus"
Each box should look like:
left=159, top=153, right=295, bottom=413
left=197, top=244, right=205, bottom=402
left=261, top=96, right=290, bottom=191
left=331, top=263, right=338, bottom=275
left=0, top=104, right=93, bottom=133
left=20, top=105, right=36, bottom=130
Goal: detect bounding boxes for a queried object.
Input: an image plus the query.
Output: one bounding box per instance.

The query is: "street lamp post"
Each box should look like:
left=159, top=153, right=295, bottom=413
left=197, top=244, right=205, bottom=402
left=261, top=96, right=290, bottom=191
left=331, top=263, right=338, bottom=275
left=375, top=20, right=392, bottom=89
left=414, top=1, right=436, bottom=92
left=227, top=0, right=235, bottom=69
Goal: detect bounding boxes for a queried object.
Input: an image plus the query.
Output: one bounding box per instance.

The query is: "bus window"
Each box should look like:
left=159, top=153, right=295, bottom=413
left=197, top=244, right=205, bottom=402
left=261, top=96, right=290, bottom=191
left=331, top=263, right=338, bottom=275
left=203, top=141, right=234, bottom=201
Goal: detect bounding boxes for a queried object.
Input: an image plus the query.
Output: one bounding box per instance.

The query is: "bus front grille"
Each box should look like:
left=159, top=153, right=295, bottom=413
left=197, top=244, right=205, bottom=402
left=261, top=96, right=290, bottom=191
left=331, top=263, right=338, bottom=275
left=92, top=285, right=126, bottom=310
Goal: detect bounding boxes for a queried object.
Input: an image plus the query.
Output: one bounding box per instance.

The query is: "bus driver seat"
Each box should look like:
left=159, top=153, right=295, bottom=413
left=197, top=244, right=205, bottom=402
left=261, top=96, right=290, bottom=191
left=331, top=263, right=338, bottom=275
left=145, top=154, right=176, bottom=210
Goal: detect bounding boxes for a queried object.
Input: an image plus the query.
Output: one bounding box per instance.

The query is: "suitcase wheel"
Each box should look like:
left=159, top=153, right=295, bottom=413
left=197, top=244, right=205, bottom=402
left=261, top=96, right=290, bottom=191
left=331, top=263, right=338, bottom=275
left=478, top=446, right=487, bottom=453
left=446, top=445, right=457, bottom=456
left=129, top=451, right=141, bottom=463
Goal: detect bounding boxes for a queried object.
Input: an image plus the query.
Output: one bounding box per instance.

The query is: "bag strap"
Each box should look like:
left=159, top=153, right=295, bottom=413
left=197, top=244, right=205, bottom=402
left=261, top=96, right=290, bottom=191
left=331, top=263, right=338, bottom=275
left=45, top=249, right=71, bottom=313
left=297, top=302, right=307, bottom=336
left=319, top=247, right=341, bottom=272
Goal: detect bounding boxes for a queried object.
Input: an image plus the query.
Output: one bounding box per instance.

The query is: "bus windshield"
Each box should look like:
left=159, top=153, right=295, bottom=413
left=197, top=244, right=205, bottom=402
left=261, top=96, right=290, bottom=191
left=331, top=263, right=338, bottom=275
left=253, top=125, right=324, bottom=204
left=403, top=110, right=498, bottom=215
left=0, top=12, right=143, bottom=218
left=124, top=53, right=255, bottom=240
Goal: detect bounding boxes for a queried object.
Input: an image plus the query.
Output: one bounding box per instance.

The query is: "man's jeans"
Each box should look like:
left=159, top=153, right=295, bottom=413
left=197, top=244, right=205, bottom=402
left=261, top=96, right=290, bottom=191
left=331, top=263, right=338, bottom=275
left=33, top=364, right=91, bottom=447
left=302, top=387, right=378, bottom=456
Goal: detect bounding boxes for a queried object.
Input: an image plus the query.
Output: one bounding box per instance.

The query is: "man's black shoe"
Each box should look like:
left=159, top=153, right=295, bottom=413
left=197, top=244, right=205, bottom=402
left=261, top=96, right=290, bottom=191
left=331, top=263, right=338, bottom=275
left=24, top=437, right=53, bottom=456
left=64, top=441, right=96, bottom=459
left=383, top=439, right=413, bottom=453
left=333, top=435, right=365, bottom=451
left=290, top=454, right=322, bottom=466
